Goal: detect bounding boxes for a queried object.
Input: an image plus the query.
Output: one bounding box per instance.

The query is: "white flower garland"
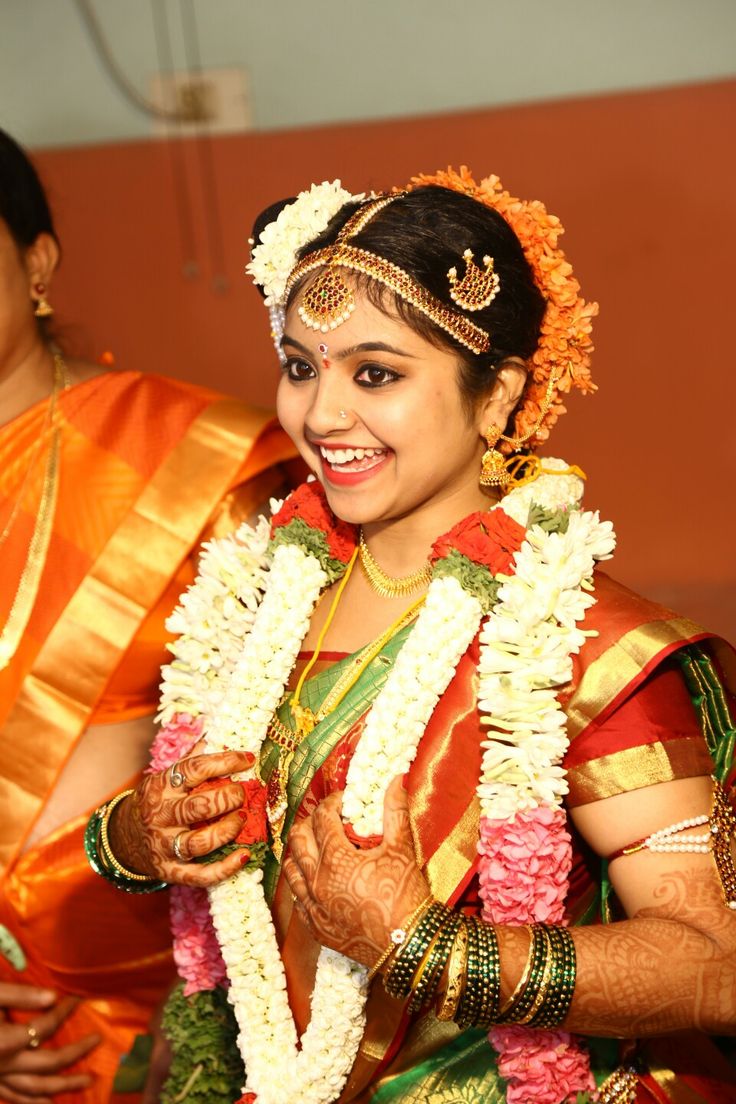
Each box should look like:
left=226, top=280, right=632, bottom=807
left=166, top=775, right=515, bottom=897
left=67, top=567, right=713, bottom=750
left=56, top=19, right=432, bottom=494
left=158, top=465, right=615, bottom=1104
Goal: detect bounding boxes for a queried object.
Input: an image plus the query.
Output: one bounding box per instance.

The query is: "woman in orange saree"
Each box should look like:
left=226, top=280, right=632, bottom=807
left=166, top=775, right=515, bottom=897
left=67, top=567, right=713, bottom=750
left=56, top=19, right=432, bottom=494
left=101, top=171, right=735, bottom=1104
left=0, top=128, right=297, bottom=1103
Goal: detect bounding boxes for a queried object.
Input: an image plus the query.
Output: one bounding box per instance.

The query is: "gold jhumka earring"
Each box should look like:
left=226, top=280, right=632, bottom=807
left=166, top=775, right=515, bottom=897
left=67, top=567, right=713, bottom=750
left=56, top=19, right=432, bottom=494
left=479, top=370, right=559, bottom=491
left=32, top=282, right=54, bottom=318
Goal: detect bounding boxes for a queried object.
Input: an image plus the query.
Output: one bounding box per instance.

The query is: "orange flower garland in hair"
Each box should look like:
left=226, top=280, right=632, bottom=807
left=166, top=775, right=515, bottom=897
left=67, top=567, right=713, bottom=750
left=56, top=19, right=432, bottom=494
left=405, top=167, right=598, bottom=452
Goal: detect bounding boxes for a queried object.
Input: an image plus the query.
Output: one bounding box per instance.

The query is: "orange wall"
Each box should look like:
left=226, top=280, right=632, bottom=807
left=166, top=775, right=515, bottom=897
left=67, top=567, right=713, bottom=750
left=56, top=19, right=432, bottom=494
left=35, top=79, right=736, bottom=637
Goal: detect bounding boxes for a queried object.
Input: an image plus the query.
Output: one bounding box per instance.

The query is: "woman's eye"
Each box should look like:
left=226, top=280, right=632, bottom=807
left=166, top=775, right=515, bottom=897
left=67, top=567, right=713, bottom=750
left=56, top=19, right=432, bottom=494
left=355, top=364, right=400, bottom=388
left=283, top=357, right=316, bottom=382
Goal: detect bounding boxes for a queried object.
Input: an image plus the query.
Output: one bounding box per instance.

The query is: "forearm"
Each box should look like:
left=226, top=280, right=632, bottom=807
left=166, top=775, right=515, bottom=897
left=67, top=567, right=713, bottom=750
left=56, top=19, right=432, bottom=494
left=495, top=867, right=736, bottom=1037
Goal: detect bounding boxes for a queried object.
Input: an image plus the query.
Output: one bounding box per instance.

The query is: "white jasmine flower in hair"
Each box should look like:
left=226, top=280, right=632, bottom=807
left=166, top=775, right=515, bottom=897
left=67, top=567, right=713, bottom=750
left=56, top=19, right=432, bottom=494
left=246, top=180, right=361, bottom=305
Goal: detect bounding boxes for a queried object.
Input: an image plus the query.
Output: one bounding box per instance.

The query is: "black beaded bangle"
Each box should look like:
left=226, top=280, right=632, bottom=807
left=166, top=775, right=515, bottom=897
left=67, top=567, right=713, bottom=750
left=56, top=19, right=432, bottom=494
left=408, top=910, right=463, bottom=1014
left=84, top=806, right=167, bottom=895
left=384, top=902, right=449, bottom=1000
left=455, top=915, right=483, bottom=1028
left=473, top=918, right=502, bottom=1028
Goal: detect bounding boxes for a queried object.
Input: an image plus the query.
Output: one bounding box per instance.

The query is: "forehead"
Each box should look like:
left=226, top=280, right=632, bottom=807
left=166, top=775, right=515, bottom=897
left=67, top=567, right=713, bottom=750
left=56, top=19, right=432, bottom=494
left=283, top=278, right=445, bottom=361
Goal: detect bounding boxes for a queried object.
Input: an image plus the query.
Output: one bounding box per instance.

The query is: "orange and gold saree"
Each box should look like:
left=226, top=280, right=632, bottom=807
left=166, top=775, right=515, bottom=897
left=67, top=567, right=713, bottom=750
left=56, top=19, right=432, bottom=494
left=0, top=369, right=298, bottom=1102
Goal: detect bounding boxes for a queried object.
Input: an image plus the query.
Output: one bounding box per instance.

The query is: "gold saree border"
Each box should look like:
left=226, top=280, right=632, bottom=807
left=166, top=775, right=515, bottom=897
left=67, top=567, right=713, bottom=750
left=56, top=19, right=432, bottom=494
left=566, top=737, right=713, bottom=805
left=0, top=400, right=273, bottom=873
left=565, top=616, right=707, bottom=742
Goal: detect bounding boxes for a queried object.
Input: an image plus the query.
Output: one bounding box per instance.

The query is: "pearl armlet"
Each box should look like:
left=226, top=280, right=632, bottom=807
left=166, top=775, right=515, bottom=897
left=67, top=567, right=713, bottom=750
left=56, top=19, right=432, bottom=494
left=608, top=780, right=736, bottom=910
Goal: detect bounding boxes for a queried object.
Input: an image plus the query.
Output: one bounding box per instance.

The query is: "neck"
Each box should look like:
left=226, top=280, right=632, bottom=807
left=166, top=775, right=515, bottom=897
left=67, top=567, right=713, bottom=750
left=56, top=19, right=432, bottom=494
left=0, top=341, right=57, bottom=428
left=361, top=483, right=500, bottom=574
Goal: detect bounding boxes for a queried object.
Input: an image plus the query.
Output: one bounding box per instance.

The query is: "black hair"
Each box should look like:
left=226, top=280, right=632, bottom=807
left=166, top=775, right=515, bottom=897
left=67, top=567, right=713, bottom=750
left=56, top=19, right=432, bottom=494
left=0, top=127, right=58, bottom=250
left=271, top=186, right=546, bottom=411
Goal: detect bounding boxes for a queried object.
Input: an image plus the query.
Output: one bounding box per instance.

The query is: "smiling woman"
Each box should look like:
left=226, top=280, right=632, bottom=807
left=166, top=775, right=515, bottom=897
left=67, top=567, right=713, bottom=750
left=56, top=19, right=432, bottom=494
left=97, top=169, right=736, bottom=1104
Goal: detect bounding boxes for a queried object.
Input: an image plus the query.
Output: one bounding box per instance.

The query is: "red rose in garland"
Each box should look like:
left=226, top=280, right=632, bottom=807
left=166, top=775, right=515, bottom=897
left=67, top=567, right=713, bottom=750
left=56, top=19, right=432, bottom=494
left=271, top=481, right=357, bottom=572
left=432, top=509, right=526, bottom=575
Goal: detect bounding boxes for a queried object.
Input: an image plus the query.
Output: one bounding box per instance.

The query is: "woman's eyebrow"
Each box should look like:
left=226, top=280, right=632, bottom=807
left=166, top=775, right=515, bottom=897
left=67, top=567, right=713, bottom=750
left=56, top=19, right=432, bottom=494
left=281, top=335, right=419, bottom=360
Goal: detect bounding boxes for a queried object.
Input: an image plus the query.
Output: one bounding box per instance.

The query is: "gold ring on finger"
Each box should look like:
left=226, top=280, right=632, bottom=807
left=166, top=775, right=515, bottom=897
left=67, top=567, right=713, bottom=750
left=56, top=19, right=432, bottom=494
left=172, top=831, right=188, bottom=862
left=169, top=761, right=186, bottom=788
left=26, top=1023, right=41, bottom=1049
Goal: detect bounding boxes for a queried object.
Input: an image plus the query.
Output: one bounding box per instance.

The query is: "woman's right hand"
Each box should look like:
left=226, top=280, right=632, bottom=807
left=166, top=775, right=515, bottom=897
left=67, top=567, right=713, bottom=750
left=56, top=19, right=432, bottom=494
left=108, top=746, right=256, bottom=887
left=0, top=982, right=100, bottom=1104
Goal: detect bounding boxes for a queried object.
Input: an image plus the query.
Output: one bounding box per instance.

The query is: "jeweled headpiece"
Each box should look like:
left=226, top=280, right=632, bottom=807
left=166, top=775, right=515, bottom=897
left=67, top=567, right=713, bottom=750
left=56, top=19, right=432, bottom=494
left=284, top=195, right=491, bottom=354
left=248, top=167, right=597, bottom=449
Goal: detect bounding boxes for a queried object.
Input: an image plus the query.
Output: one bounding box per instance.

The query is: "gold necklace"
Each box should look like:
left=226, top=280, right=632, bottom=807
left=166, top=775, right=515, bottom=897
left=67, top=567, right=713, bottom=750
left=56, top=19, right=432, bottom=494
left=358, top=530, right=432, bottom=598
left=0, top=354, right=68, bottom=671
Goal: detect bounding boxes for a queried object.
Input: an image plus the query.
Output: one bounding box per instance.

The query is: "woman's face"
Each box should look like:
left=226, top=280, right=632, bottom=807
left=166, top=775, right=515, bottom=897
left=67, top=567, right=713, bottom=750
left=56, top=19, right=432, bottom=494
left=277, top=289, right=491, bottom=528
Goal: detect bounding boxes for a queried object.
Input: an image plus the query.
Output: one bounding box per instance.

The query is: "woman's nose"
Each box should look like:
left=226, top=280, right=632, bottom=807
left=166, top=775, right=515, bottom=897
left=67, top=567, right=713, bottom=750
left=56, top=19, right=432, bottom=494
left=305, top=379, right=353, bottom=434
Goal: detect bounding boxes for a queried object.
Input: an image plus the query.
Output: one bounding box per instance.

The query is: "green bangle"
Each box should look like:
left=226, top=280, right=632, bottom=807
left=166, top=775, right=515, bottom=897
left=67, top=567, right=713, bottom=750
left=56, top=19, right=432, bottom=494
left=495, top=923, right=548, bottom=1025
left=408, top=910, right=463, bottom=1014
left=452, top=917, right=501, bottom=1028
left=84, top=805, right=167, bottom=895
left=530, top=925, right=576, bottom=1028
left=384, top=902, right=448, bottom=1000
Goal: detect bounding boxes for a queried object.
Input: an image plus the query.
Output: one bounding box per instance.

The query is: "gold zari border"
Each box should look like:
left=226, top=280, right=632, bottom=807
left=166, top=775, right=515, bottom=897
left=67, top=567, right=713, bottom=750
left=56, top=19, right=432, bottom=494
left=565, top=616, right=705, bottom=741
left=0, top=400, right=272, bottom=873
left=566, top=738, right=713, bottom=806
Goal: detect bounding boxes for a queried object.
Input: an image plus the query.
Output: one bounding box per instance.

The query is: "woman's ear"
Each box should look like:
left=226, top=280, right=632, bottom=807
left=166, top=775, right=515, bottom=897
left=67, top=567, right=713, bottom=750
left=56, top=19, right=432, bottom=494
left=475, top=357, right=527, bottom=436
left=24, top=232, right=60, bottom=292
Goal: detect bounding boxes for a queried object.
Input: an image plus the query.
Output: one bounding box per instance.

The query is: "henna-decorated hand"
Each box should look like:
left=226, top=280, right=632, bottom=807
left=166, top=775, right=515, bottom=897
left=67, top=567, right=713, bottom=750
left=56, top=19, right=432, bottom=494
left=108, top=744, right=256, bottom=888
left=283, top=776, right=430, bottom=967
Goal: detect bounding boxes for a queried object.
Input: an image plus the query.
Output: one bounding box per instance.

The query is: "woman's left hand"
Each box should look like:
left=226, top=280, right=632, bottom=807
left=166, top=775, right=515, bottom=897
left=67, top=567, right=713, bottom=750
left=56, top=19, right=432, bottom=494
left=283, top=776, right=430, bottom=967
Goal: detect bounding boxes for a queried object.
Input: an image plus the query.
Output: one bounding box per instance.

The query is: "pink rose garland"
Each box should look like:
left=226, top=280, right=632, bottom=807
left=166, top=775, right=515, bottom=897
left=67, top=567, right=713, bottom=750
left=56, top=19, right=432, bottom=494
left=479, top=810, right=595, bottom=1101
left=148, top=713, right=227, bottom=994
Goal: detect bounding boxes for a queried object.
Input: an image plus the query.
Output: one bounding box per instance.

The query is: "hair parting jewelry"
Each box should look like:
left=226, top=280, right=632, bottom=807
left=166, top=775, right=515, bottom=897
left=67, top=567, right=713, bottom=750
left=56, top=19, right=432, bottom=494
left=358, top=531, right=432, bottom=598
left=284, top=193, right=491, bottom=353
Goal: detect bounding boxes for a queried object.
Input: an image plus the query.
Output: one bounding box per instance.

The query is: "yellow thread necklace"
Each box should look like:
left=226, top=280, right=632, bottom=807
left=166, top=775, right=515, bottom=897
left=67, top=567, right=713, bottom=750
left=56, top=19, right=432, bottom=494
left=265, top=547, right=426, bottom=856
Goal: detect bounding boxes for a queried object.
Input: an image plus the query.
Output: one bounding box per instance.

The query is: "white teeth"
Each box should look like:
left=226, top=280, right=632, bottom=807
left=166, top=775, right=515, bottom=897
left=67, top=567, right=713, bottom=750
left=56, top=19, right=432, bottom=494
left=319, top=446, right=384, bottom=463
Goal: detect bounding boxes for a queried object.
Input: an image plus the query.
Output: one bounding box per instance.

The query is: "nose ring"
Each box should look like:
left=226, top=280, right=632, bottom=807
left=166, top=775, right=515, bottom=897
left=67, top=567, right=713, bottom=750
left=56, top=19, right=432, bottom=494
left=339, top=409, right=347, bottom=419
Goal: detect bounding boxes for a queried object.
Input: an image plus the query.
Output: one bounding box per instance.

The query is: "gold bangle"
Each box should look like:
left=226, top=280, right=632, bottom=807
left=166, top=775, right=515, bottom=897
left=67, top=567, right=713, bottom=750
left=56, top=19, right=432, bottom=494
left=497, top=924, right=534, bottom=1018
left=367, top=894, right=435, bottom=982
left=436, top=920, right=469, bottom=1021
left=98, top=789, right=154, bottom=882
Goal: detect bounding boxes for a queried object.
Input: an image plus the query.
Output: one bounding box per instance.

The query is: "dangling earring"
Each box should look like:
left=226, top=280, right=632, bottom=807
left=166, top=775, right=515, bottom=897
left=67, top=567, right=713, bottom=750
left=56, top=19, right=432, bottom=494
left=32, top=282, right=54, bottom=318
left=479, top=369, right=561, bottom=491
left=479, top=426, right=512, bottom=489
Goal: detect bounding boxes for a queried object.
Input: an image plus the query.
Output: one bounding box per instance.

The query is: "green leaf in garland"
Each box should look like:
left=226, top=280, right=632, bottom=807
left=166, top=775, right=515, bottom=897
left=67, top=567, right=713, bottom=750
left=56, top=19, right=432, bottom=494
left=269, top=520, right=348, bottom=584
left=433, top=550, right=502, bottom=614
left=198, top=840, right=268, bottom=868
left=160, top=983, right=244, bottom=1104
left=527, top=502, right=577, bottom=534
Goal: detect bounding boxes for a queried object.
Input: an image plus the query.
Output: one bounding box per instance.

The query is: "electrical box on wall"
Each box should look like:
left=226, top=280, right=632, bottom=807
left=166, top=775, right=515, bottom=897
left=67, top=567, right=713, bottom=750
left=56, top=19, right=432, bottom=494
left=149, top=66, right=252, bottom=133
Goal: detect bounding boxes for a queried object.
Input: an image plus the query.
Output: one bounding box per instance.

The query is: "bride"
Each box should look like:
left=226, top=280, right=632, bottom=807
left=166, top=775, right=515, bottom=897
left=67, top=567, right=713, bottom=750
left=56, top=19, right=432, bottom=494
left=95, top=169, right=736, bottom=1104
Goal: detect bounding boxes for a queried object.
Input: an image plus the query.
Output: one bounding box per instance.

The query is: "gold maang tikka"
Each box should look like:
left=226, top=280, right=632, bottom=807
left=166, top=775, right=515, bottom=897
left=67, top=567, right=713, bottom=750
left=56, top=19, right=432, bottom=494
left=296, top=194, right=402, bottom=334
left=479, top=370, right=560, bottom=491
